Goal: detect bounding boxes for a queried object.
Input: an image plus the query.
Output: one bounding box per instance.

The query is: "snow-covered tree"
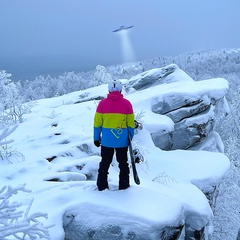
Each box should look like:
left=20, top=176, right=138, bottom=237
left=0, top=71, right=18, bottom=124
left=0, top=71, right=34, bottom=125
left=57, top=72, right=86, bottom=94
left=94, top=65, right=113, bottom=85
left=21, top=71, right=97, bottom=100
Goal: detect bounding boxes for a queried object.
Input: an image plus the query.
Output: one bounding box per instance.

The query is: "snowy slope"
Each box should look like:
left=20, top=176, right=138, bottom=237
left=0, top=71, right=230, bottom=239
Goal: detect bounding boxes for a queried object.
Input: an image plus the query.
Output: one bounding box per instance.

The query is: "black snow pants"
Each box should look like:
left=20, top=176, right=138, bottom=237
left=97, top=146, right=130, bottom=191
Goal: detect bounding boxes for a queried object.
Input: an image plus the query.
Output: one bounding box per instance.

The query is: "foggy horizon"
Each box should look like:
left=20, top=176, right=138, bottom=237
left=1, top=0, right=240, bottom=80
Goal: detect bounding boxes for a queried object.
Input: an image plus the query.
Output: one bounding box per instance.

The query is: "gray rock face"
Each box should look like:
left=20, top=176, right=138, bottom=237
left=127, top=64, right=178, bottom=90
left=237, top=230, right=240, bottom=240
left=63, top=205, right=189, bottom=240
left=155, top=102, right=215, bottom=150
left=63, top=205, right=210, bottom=240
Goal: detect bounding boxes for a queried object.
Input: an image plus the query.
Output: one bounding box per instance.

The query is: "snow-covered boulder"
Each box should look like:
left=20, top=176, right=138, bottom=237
left=126, top=65, right=229, bottom=151
left=62, top=178, right=214, bottom=240
left=63, top=201, right=184, bottom=240
left=127, top=64, right=193, bottom=90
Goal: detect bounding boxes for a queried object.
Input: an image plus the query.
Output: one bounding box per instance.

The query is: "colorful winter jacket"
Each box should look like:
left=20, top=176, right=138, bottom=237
left=94, top=91, right=135, bottom=148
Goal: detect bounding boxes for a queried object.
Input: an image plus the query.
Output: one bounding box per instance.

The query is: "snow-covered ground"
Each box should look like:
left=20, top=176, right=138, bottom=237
left=0, top=70, right=230, bottom=239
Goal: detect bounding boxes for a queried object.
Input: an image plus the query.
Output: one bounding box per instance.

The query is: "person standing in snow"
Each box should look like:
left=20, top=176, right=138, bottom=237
left=93, top=80, right=135, bottom=191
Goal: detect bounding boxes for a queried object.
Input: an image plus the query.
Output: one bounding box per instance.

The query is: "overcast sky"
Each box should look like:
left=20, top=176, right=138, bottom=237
left=1, top=0, right=240, bottom=78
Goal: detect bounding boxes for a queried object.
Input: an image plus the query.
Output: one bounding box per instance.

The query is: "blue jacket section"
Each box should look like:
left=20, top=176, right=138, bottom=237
left=94, top=127, right=134, bottom=148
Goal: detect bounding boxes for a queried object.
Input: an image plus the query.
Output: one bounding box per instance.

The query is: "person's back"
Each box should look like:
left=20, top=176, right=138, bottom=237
left=94, top=91, right=134, bottom=148
left=93, top=80, right=135, bottom=190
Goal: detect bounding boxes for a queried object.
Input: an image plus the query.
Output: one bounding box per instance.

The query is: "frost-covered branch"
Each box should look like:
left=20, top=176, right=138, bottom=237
left=0, top=185, right=51, bottom=239
left=152, top=172, right=178, bottom=185
left=0, top=124, right=18, bottom=146
left=0, top=124, right=22, bottom=163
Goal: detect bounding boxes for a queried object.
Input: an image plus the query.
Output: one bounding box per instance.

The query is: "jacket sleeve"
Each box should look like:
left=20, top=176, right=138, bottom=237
left=93, top=103, right=103, bottom=141
left=127, top=102, right=135, bottom=140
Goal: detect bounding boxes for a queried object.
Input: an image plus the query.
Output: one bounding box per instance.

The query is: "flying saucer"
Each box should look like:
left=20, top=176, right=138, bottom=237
left=113, top=25, right=134, bottom=32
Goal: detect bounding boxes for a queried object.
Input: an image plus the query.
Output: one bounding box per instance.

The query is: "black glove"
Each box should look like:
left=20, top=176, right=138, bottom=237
left=94, top=140, right=101, bottom=147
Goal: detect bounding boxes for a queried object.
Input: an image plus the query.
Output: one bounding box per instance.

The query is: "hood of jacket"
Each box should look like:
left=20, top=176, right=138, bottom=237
left=107, top=91, right=123, bottom=101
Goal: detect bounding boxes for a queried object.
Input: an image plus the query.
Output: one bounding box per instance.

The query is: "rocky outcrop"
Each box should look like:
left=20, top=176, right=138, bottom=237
left=127, top=64, right=229, bottom=151
left=61, top=64, right=229, bottom=240
left=63, top=207, right=184, bottom=240
left=63, top=204, right=208, bottom=240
